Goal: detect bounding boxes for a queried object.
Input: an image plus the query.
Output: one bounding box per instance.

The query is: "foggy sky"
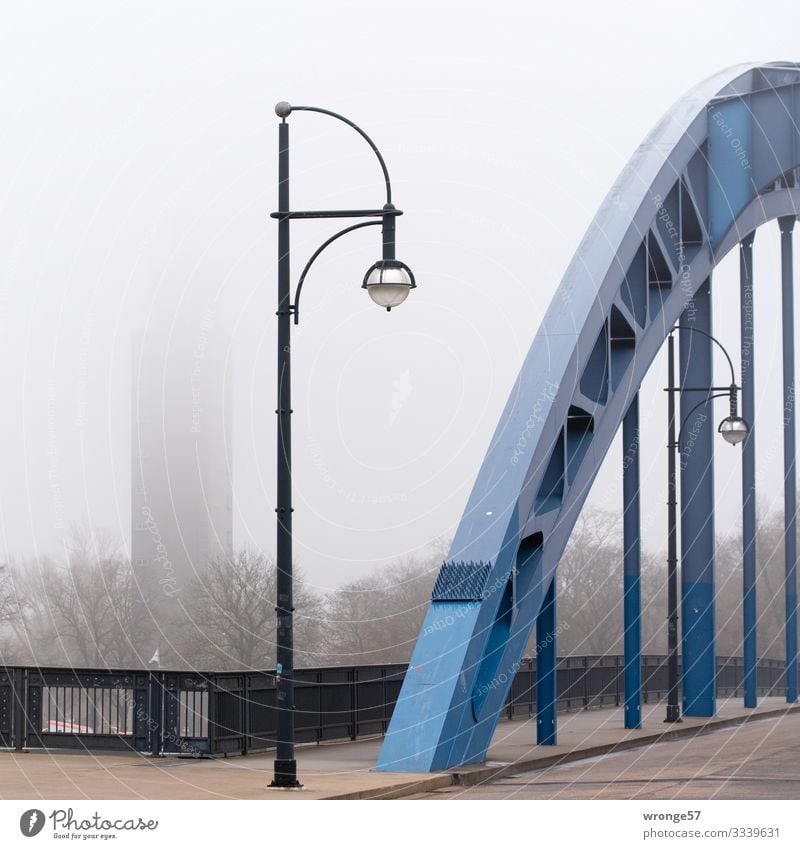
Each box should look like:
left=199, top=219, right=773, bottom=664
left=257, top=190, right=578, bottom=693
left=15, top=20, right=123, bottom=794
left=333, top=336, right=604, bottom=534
left=1, top=0, right=799, bottom=591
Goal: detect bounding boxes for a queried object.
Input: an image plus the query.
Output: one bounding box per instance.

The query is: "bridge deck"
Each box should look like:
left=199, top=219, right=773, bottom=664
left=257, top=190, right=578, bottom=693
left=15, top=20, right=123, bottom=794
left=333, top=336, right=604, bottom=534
left=0, top=697, right=795, bottom=800
left=413, top=712, right=800, bottom=799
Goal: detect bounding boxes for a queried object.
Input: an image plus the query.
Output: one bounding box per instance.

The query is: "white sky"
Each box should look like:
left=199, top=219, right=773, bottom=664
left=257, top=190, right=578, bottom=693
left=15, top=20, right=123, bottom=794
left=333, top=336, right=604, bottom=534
left=1, top=0, right=799, bottom=590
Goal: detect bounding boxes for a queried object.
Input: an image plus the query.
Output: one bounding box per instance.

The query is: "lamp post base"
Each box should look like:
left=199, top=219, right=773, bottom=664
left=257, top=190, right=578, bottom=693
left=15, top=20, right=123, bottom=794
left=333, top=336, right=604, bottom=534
left=664, top=706, right=682, bottom=723
left=270, top=759, right=302, bottom=789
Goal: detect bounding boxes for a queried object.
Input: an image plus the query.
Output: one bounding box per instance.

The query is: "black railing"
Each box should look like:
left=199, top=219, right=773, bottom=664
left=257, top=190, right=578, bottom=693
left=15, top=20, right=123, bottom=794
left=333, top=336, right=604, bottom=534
left=0, top=656, right=786, bottom=757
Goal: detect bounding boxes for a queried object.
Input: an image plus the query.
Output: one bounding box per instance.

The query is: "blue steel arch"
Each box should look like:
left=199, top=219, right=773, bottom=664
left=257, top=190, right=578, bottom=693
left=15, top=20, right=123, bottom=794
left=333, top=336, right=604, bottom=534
left=378, top=62, right=800, bottom=772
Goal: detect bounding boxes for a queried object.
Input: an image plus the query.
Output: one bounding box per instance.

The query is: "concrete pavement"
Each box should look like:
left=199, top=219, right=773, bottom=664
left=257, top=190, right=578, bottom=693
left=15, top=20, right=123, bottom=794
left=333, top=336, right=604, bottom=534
left=413, top=711, right=800, bottom=799
left=0, top=696, right=796, bottom=800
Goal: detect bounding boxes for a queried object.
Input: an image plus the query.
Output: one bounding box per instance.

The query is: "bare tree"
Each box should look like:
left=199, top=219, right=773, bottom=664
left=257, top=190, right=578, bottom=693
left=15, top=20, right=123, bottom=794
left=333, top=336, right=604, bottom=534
left=0, top=564, right=25, bottom=661
left=552, top=508, right=625, bottom=655
left=1, top=556, right=68, bottom=665
left=177, top=548, right=324, bottom=670
left=2, top=528, right=156, bottom=668
left=0, top=565, right=17, bottom=624
left=713, top=510, right=789, bottom=660
left=3, top=501, right=796, bottom=674
left=321, top=542, right=445, bottom=666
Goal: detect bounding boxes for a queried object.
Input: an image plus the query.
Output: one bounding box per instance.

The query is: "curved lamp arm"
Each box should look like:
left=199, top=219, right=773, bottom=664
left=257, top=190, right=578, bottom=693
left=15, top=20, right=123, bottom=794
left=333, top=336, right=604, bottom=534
left=292, top=220, right=381, bottom=324
left=672, top=324, right=736, bottom=385
left=675, top=391, right=732, bottom=447
left=281, top=103, right=393, bottom=205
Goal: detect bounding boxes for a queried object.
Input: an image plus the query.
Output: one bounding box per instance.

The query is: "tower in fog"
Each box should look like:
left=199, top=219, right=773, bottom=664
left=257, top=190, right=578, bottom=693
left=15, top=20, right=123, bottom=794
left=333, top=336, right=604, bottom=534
left=131, top=309, right=233, bottom=601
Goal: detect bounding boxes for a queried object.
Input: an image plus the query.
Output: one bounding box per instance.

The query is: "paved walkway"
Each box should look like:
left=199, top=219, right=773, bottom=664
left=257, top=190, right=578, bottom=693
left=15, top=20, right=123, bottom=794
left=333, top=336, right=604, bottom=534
left=412, top=712, right=800, bottom=799
left=0, top=697, right=796, bottom=800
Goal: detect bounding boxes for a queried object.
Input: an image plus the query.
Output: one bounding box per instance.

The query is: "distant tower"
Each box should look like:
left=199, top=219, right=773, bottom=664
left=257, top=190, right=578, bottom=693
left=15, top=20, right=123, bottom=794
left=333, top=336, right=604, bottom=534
left=131, top=308, right=232, bottom=603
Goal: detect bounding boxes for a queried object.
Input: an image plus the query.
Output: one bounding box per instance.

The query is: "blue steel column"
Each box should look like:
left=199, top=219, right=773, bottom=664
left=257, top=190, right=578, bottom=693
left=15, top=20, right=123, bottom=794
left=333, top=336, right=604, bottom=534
left=623, top=394, right=642, bottom=728
left=679, top=279, right=716, bottom=717
left=536, top=575, right=557, bottom=745
left=780, top=215, right=799, bottom=704
left=740, top=234, right=757, bottom=708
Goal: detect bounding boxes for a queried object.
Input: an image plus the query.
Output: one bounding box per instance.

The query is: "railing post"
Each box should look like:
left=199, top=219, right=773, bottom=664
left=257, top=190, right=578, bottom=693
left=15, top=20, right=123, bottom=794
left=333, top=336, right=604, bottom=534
left=316, top=670, right=323, bottom=745
left=148, top=671, right=163, bottom=756
left=381, top=668, right=388, bottom=735
left=383, top=667, right=394, bottom=734
left=206, top=675, right=216, bottom=756
left=642, top=657, right=649, bottom=705
left=243, top=674, right=251, bottom=755
left=350, top=668, right=357, bottom=741
left=583, top=656, right=589, bottom=709
left=13, top=667, right=26, bottom=752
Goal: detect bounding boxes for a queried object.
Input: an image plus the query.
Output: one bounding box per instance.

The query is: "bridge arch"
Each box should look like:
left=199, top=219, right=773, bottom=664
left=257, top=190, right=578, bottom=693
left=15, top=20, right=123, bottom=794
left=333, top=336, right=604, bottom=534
left=378, top=62, right=800, bottom=772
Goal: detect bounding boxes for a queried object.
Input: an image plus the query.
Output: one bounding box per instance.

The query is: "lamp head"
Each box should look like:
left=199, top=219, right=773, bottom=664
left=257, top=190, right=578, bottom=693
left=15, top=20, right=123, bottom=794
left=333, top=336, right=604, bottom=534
left=362, top=259, right=416, bottom=311
left=718, top=415, right=749, bottom=445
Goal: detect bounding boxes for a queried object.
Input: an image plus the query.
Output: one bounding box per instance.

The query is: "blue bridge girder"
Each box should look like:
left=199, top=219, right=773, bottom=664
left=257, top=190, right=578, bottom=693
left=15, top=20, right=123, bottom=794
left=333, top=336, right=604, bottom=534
left=377, top=62, right=800, bottom=772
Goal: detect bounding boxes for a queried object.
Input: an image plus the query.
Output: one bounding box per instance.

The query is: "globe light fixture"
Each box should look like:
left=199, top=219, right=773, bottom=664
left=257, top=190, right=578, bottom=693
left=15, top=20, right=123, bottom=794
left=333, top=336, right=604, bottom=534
left=363, top=260, right=416, bottom=310
left=718, top=414, right=749, bottom=445
left=718, top=382, right=749, bottom=446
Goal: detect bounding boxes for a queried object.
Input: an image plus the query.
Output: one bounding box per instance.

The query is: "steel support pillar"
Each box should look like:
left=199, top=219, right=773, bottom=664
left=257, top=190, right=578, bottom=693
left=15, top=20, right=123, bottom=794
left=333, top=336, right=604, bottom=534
left=740, top=235, right=757, bottom=708
left=623, top=394, right=642, bottom=729
left=536, top=575, right=557, bottom=745
left=679, top=278, right=716, bottom=717
left=666, top=334, right=680, bottom=722
left=780, top=215, right=799, bottom=704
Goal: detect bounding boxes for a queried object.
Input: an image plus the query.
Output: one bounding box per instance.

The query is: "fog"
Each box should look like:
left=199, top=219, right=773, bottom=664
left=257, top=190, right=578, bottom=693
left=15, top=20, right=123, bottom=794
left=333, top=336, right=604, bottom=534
left=1, top=0, right=800, bottom=595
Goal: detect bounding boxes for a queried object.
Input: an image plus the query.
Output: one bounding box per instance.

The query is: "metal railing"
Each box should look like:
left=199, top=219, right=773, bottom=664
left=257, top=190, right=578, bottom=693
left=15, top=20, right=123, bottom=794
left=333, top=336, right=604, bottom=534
left=0, top=656, right=786, bottom=757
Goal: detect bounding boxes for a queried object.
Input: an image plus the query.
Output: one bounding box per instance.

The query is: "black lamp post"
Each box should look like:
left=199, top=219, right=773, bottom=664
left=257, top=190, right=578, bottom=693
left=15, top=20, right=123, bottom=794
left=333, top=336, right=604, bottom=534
left=664, top=326, right=748, bottom=723
left=270, top=102, right=416, bottom=788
